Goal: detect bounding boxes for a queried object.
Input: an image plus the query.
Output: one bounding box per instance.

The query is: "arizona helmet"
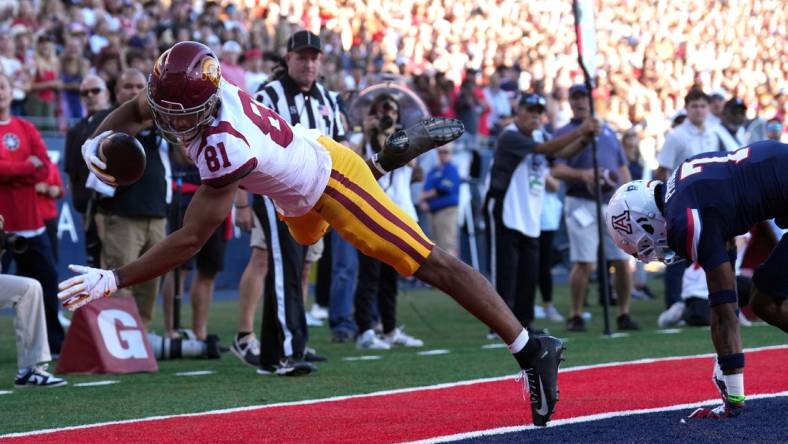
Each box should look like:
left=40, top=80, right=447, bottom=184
left=147, top=41, right=221, bottom=141
left=605, top=180, right=673, bottom=263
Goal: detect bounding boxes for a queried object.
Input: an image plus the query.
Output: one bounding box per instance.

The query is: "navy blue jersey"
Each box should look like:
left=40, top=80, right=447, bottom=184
left=663, top=140, right=788, bottom=271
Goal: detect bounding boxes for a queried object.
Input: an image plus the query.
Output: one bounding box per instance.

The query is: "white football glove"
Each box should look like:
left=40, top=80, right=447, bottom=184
left=81, top=130, right=117, bottom=186
left=58, top=265, right=118, bottom=311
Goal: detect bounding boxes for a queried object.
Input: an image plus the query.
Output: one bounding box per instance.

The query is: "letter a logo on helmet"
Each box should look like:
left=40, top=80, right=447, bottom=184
left=148, top=41, right=221, bottom=142
left=606, top=180, right=673, bottom=263
left=611, top=210, right=632, bottom=235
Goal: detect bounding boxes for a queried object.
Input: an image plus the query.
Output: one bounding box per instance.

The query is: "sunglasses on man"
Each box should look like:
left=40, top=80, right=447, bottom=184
left=80, top=88, right=104, bottom=97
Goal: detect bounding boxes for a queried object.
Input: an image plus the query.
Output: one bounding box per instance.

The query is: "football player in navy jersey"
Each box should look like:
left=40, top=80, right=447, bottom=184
left=606, top=140, right=788, bottom=418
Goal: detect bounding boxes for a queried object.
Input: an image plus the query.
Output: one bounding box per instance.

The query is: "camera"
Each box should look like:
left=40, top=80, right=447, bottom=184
left=147, top=332, right=220, bottom=360
left=0, top=230, right=28, bottom=255
left=379, top=115, right=395, bottom=131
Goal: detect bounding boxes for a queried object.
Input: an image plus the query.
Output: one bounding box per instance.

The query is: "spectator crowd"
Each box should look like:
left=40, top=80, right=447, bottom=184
left=1, top=0, right=787, bottom=380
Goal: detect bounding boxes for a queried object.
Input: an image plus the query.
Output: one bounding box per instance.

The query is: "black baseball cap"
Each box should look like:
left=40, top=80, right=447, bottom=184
left=287, top=30, right=322, bottom=53
left=723, top=97, right=747, bottom=113
left=519, top=93, right=547, bottom=111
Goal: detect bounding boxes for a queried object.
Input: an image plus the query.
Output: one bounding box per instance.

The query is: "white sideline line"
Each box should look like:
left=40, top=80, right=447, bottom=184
left=417, top=349, right=450, bottom=356
left=2, top=343, right=786, bottom=439
left=342, top=356, right=382, bottom=361
left=0, top=390, right=12, bottom=395
left=74, top=381, right=119, bottom=387
left=406, top=391, right=788, bottom=443
left=175, top=371, right=216, bottom=377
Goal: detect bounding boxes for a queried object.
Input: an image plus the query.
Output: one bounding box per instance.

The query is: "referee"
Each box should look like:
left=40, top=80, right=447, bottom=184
left=253, top=30, right=346, bottom=375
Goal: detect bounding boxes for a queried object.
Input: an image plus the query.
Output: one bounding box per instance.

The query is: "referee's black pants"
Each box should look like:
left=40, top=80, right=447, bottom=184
left=485, top=195, right=538, bottom=328
left=254, top=195, right=308, bottom=367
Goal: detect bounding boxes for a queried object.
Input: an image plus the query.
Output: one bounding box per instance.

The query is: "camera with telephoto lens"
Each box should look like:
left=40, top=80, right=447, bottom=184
left=378, top=115, right=395, bottom=131
left=0, top=230, right=28, bottom=255
left=147, top=332, right=220, bottom=360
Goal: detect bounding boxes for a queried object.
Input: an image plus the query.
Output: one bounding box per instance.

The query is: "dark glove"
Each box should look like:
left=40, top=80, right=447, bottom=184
left=374, top=117, right=464, bottom=172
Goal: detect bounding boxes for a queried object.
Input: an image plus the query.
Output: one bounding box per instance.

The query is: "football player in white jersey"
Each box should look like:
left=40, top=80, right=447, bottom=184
left=59, top=41, right=597, bottom=426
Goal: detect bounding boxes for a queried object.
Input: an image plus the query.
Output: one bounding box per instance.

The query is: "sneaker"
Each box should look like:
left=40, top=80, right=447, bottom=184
left=257, top=357, right=315, bottom=376
left=631, top=286, right=655, bottom=300
left=309, top=304, right=328, bottom=321
left=383, top=328, right=424, bottom=347
left=527, top=326, right=549, bottom=337
left=640, top=285, right=656, bottom=299
left=688, top=401, right=744, bottom=419
left=304, top=347, right=327, bottom=362
left=738, top=311, right=753, bottom=327
left=331, top=330, right=353, bottom=343
left=203, top=334, right=221, bottom=359
left=378, top=118, right=464, bottom=170
left=544, top=304, right=565, bottom=322
left=15, top=364, right=67, bottom=388
left=617, top=314, right=641, bottom=331
left=486, top=330, right=501, bottom=341
left=231, top=333, right=261, bottom=368
left=658, top=302, right=686, bottom=328
left=518, top=336, right=566, bottom=426
left=534, top=305, right=546, bottom=320
left=566, top=315, right=586, bottom=332
left=356, top=329, right=391, bottom=350
left=305, top=312, right=324, bottom=327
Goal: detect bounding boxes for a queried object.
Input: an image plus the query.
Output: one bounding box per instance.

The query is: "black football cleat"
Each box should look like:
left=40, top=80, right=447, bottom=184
left=376, top=117, right=464, bottom=171
left=521, top=336, right=565, bottom=426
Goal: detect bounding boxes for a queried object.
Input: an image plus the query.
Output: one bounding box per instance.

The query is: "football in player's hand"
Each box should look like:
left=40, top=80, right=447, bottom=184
left=98, top=133, right=146, bottom=186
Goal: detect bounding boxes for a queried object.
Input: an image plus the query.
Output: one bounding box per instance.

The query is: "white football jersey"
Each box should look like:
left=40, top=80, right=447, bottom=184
left=186, top=81, right=332, bottom=217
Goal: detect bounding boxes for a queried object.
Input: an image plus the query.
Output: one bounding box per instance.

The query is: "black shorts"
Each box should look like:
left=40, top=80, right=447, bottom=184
left=168, top=201, right=227, bottom=276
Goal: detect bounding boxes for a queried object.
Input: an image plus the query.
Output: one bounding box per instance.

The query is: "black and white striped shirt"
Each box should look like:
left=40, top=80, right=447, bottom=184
left=255, top=75, right=346, bottom=142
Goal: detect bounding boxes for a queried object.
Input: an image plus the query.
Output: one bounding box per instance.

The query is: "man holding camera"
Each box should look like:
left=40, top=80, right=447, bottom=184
left=353, top=93, right=424, bottom=349
left=0, top=213, right=66, bottom=387
left=0, top=73, right=64, bottom=355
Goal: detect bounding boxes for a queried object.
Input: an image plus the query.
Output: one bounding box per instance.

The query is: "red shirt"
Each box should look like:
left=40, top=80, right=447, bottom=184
left=0, top=117, right=51, bottom=232
left=35, top=164, right=63, bottom=221
left=475, top=87, right=491, bottom=136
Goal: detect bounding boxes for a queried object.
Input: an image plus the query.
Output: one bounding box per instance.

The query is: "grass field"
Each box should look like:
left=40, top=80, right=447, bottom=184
left=0, top=279, right=785, bottom=435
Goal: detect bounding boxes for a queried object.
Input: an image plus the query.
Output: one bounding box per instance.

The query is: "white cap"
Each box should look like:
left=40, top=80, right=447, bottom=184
left=709, top=88, right=727, bottom=99
left=222, top=40, right=241, bottom=54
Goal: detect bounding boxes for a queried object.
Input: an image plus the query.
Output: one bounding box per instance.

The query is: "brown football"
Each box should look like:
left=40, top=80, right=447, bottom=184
left=98, top=132, right=146, bottom=186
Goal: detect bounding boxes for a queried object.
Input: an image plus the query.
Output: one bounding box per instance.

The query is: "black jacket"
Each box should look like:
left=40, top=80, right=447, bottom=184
left=97, top=128, right=170, bottom=218
left=64, top=109, right=113, bottom=213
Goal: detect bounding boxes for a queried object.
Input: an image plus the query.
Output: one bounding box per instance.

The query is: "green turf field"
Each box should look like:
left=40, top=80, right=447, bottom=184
left=0, top=280, right=784, bottom=435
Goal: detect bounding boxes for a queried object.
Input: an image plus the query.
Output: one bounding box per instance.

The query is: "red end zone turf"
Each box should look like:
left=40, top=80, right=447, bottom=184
left=3, top=346, right=787, bottom=443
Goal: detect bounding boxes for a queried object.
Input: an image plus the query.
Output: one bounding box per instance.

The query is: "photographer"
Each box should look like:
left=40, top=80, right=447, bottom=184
left=0, top=73, right=64, bottom=355
left=1, top=214, right=66, bottom=387
left=353, top=93, right=424, bottom=349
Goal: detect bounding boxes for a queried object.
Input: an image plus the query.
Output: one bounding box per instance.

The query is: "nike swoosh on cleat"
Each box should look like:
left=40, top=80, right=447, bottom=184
left=535, top=379, right=549, bottom=416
